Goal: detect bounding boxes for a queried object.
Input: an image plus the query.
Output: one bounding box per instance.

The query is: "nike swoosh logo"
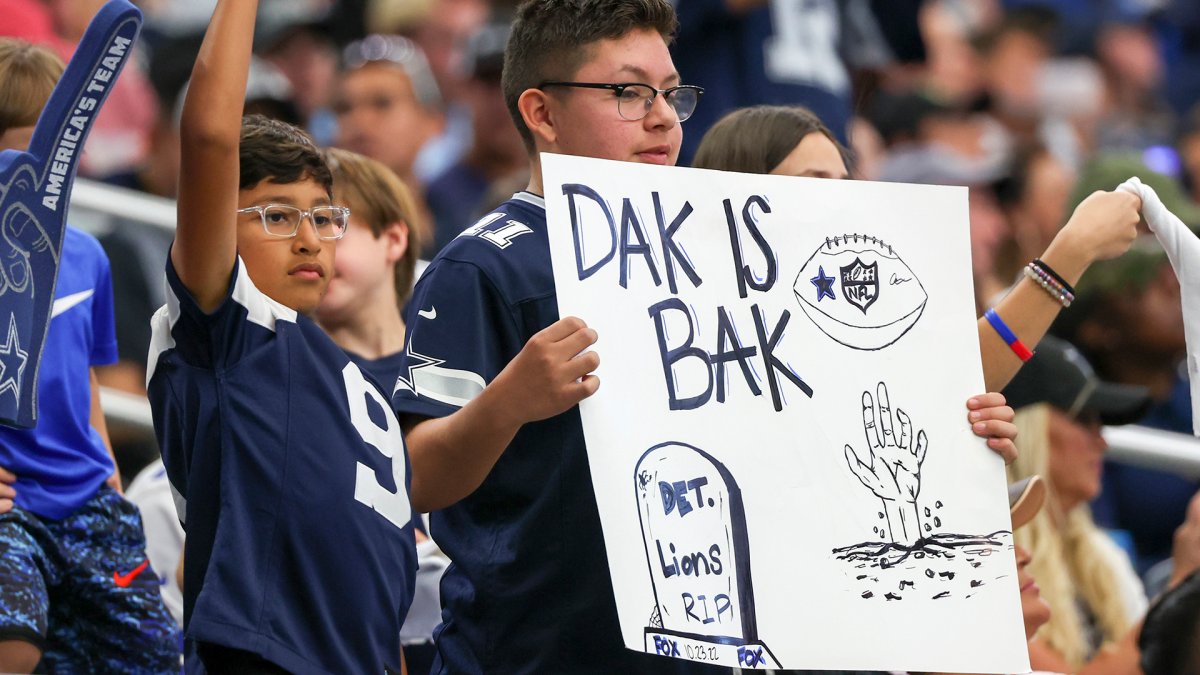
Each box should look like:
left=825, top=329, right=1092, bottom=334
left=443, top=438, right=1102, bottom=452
left=113, top=560, right=149, bottom=587
left=51, top=289, right=94, bottom=319
left=418, top=306, right=437, bottom=320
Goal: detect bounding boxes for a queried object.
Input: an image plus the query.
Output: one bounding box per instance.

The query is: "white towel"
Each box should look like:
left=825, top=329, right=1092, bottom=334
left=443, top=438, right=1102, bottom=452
left=1117, top=176, right=1200, bottom=436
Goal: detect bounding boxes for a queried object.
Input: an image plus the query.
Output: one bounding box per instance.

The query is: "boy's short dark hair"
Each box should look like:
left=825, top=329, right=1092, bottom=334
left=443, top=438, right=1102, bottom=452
left=239, top=114, right=332, bottom=195
left=502, top=0, right=678, bottom=153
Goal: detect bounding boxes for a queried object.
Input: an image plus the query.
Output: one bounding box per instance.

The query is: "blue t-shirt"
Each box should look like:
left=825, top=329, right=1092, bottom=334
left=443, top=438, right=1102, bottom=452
left=673, top=0, right=854, bottom=164
left=393, top=193, right=725, bottom=674
left=0, top=227, right=117, bottom=520
left=148, top=256, right=417, bottom=675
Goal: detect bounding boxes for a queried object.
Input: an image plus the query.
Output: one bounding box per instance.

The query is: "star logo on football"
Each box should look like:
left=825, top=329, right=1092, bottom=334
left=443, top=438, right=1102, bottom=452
left=810, top=265, right=836, bottom=302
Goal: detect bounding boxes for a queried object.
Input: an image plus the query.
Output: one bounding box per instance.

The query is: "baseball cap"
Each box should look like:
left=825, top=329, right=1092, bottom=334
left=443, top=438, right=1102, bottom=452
left=1009, top=476, right=1045, bottom=530
left=1002, top=336, right=1152, bottom=425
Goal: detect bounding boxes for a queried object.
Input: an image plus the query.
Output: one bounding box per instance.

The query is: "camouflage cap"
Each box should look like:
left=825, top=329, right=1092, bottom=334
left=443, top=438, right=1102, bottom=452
left=1075, top=235, right=1168, bottom=297
left=1068, top=152, right=1200, bottom=228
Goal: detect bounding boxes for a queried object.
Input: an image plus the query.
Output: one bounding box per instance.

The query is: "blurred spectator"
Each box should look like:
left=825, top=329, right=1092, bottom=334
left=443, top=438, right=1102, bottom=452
left=975, top=6, right=1057, bottom=138
left=1051, top=153, right=1200, bottom=574
left=139, top=0, right=330, bottom=39
left=1179, top=104, right=1200, bottom=202
left=411, top=0, right=487, bottom=104
left=1164, top=0, right=1200, bottom=119
left=424, top=22, right=526, bottom=254
left=994, top=142, right=1077, bottom=280
left=408, top=0, right=490, bottom=184
left=367, top=0, right=488, bottom=183
left=847, top=114, right=886, bottom=180
left=260, top=13, right=341, bottom=144
left=366, top=0, right=435, bottom=36
left=1004, top=337, right=1157, bottom=671
left=240, top=56, right=304, bottom=125
left=873, top=92, right=1013, bottom=310
left=104, top=90, right=181, bottom=199
left=137, top=0, right=217, bottom=37
left=918, top=0, right=993, bottom=108
left=671, top=0, right=907, bottom=163
left=334, top=34, right=441, bottom=247
left=1092, top=7, right=1174, bottom=152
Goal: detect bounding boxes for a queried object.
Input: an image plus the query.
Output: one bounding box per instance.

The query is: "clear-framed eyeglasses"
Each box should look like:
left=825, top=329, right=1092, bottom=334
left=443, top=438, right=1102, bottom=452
left=538, top=81, right=704, bottom=122
left=236, top=204, right=350, bottom=240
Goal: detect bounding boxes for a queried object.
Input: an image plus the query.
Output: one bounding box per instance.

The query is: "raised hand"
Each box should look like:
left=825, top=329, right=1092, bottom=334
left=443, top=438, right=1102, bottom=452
left=1057, top=189, right=1142, bottom=264
left=844, top=382, right=927, bottom=545
left=492, top=316, right=601, bottom=426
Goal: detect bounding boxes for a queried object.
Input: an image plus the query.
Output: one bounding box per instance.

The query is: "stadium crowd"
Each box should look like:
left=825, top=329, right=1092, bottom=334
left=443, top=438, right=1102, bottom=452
left=5, top=0, right=1200, bottom=672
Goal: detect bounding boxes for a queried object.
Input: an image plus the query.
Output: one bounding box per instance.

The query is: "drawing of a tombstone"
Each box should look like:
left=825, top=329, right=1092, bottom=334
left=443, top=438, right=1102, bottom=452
left=634, top=442, right=778, bottom=668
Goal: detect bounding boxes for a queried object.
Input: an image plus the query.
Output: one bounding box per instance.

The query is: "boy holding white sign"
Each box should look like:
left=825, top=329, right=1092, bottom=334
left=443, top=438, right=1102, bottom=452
left=393, top=0, right=1019, bottom=672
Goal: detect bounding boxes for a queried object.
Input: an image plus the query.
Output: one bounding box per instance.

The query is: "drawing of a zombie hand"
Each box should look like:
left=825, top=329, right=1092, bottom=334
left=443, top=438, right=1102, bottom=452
left=844, top=382, right=928, bottom=546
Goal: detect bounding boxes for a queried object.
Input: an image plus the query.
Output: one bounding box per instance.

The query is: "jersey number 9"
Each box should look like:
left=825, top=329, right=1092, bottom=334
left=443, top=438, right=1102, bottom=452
left=344, top=363, right=412, bottom=530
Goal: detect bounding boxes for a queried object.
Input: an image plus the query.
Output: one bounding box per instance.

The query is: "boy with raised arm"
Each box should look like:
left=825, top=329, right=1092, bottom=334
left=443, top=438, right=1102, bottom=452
left=147, top=1, right=416, bottom=671
left=393, top=0, right=1019, bottom=672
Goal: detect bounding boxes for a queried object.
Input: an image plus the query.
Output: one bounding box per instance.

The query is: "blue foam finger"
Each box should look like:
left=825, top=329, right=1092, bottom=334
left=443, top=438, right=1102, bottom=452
left=0, top=0, right=142, bottom=427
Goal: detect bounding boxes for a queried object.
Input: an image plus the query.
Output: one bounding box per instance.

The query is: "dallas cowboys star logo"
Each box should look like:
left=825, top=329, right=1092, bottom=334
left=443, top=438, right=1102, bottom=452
left=810, top=265, right=836, bottom=302
left=0, top=313, right=28, bottom=402
left=393, top=343, right=444, bottom=397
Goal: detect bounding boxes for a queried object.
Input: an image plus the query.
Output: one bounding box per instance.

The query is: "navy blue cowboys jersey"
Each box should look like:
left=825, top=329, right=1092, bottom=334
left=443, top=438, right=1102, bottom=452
left=393, top=193, right=726, bottom=674
left=147, top=257, right=416, bottom=674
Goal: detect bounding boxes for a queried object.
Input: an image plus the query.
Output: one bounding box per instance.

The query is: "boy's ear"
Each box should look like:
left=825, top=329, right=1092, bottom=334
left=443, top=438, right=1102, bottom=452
left=382, top=220, right=409, bottom=265
left=518, top=88, right=556, bottom=148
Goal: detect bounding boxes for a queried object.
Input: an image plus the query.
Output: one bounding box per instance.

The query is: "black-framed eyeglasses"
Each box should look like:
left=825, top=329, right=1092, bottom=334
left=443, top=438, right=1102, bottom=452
left=236, top=204, right=350, bottom=240
left=538, top=81, right=704, bottom=122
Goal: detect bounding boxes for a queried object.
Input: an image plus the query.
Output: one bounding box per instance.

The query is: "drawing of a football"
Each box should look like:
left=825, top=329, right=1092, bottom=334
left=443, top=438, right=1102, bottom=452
left=793, top=234, right=927, bottom=351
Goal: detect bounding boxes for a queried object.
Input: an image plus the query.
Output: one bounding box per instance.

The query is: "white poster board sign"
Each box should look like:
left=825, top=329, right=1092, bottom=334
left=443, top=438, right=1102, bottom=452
left=543, top=153, right=1029, bottom=673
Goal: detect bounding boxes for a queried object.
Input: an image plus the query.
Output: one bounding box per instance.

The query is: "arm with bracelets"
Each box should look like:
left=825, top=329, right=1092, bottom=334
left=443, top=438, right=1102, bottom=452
left=979, top=190, right=1142, bottom=391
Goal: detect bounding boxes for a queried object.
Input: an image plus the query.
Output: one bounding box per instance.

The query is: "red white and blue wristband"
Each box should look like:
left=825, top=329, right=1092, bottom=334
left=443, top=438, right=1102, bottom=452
left=985, top=309, right=1034, bottom=362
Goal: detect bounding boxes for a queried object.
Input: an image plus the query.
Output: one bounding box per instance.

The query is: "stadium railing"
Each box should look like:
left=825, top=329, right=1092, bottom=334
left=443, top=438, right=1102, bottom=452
left=69, top=179, right=1200, bottom=480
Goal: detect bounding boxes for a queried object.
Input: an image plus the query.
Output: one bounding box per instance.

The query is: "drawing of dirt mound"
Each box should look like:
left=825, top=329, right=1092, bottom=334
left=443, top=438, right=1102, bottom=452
left=832, top=531, right=1013, bottom=601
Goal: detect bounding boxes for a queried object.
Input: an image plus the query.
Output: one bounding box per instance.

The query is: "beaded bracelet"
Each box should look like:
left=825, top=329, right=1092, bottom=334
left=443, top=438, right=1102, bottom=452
left=1032, top=258, right=1075, bottom=296
left=1023, top=263, right=1074, bottom=308
left=985, top=309, right=1034, bottom=362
